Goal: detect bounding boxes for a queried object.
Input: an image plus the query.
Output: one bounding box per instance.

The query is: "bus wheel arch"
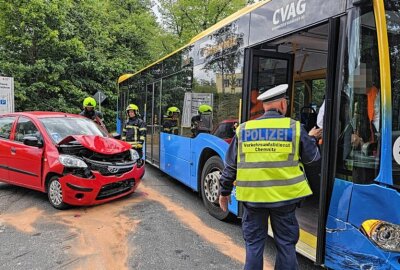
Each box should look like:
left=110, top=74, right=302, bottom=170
left=200, top=154, right=229, bottom=221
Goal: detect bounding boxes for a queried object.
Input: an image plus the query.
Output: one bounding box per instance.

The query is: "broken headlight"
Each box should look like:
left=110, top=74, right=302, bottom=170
left=130, top=149, right=140, bottom=162
left=361, top=219, right=400, bottom=252
left=59, top=154, right=88, bottom=168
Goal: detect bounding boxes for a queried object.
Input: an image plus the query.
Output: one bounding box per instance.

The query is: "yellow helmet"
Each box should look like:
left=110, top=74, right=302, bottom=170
left=167, top=106, right=180, bottom=116
left=126, top=104, right=139, bottom=114
left=198, top=104, right=212, bottom=114
left=83, top=97, right=96, bottom=108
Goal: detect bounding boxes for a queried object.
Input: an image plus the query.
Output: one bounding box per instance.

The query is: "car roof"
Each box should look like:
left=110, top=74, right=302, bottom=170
left=220, top=119, right=238, bottom=123
left=1, top=111, right=84, bottom=119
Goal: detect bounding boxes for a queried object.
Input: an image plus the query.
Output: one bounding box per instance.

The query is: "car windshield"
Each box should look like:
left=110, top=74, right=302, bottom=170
left=40, top=117, right=107, bottom=143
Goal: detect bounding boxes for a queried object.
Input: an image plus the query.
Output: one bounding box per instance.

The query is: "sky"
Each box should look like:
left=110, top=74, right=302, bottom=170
left=151, top=0, right=163, bottom=25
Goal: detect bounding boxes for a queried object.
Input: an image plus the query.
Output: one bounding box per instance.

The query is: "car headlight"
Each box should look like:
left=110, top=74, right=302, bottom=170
left=59, top=154, right=88, bottom=168
left=130, top=149, right=140, bottom=162
left=361, top=219, right=400, bottom=252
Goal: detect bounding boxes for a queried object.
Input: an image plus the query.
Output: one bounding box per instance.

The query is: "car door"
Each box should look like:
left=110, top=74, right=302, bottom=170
left=8, top=116, right=44, bottom=188
left=0, top=116, right=17, bottom=182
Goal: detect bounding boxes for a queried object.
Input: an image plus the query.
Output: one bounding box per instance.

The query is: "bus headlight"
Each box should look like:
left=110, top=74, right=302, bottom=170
left=130, top=149, right=140, bottom=162
left=361, top=219, right=400, bottom=252
left=59, top=154, right=88, bottom=168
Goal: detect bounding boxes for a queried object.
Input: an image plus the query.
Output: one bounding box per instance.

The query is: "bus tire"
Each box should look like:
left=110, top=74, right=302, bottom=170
left=200, top=156, right=229, bottom=221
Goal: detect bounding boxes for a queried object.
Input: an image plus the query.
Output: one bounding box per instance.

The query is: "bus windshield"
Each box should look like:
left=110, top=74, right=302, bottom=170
left=335, top=5, right=381, bottom=184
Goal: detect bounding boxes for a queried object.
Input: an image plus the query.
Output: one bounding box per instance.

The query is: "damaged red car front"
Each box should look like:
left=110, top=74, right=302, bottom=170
left=0, top=112, right=144, bottom=209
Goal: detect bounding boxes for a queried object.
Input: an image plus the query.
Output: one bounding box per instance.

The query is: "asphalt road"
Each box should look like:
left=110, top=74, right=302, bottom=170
left=0, top=166, right=322, bottom=270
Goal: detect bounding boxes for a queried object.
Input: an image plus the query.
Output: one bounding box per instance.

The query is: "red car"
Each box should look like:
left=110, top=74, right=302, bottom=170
left=0, top=112, right=144, bottom=209
left=212, top=119, right=238, bottom=144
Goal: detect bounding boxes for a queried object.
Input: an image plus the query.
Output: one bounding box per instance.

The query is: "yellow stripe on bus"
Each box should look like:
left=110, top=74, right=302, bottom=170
left=299, top=228, right=317, bottom=249
left=374, top=0, right=391, bottom=112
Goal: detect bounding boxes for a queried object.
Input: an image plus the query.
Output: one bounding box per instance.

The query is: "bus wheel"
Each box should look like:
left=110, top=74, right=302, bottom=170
left=201, top=156, right=229, bottom=220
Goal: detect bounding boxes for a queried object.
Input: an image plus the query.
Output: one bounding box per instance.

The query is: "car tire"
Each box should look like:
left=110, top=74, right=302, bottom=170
left=200, top=156, right=230, bottom=221
left=47, top=176, right=69, bottom=210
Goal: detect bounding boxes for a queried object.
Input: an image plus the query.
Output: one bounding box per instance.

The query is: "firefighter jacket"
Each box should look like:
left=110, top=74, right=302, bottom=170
left=122, top=117, right=146, bottom=149
left=80, top=109, right=103, bottom=121
left=235, top=117, right=312, bottom=203
left=80, top=110, right=106, bottom=130
left=191, top=113, right=213, bottom=137
left=163, top=117, right=179, bottom=135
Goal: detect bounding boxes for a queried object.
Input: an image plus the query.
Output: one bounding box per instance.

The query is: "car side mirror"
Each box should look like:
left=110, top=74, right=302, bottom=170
left=111, top=133, right=121, bottom=140
left=23, top=136, right=43, bottom=148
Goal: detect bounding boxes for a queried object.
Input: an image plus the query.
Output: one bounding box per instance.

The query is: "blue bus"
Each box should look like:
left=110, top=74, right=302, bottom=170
left=118, top=0, right=400, bottom=268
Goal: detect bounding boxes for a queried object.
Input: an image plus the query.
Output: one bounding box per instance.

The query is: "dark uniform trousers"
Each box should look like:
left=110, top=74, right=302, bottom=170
left=242, top=203, right=299, bottom=270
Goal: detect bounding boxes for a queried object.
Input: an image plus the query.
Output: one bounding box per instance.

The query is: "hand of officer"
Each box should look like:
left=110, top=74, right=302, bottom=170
left=308, top=127, right=322, bottom=140
left=219, top=195, right=231, bottom=212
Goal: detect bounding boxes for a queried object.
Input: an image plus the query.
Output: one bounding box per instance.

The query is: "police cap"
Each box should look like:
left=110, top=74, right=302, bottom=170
left=257, top=84, right=288, bottom=102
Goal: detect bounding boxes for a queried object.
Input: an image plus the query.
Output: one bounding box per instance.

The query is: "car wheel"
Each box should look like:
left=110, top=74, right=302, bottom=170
left=201, top=156, right=229, bottom=220
left=47, top=176, right=69, bottom=210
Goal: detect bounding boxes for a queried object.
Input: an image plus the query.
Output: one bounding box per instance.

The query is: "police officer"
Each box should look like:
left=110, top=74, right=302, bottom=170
left=191, top=104, right=213, bottom=137
left=163, top=106, right=180, bottom=135
left=122, top=104, right=146, bottom=158
left=218, top=84, right=322, bottom=270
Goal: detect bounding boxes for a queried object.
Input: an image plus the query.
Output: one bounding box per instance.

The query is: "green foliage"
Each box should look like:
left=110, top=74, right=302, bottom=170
left=158, top=0, right=252, bottom=45
left=0, top=0, right=168, bottom=130
left=0, top=0, right=255, bottom=131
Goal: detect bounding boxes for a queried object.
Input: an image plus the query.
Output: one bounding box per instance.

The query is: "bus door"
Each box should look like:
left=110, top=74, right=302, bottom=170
left=243, top=49, right=294, bottom=122
left=243, top=47, right=328, bottom=261
left=146, top=81, right=162, bottom=166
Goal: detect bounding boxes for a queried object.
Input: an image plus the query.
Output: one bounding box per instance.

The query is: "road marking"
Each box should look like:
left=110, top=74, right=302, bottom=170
left=140, top=184, right=274, bottom=269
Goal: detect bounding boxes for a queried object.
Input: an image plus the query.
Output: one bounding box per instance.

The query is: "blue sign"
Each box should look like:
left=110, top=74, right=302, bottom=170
left=241, top=128, right=293, bottom=142
left=0, top=99, right=6, bottom=105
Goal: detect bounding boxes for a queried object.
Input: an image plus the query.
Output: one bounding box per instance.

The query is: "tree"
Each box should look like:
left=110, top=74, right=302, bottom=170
left=0, top=0, right=169, bottom=130
left=157, top=0, right=253, bottom=45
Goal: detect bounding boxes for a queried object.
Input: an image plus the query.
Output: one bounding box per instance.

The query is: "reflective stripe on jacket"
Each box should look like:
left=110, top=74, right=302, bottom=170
left=122, top=117, right=146, bottom=148
left=235, top=117, right=312, bottom=203
left=163, top=118, right=179, bottom=135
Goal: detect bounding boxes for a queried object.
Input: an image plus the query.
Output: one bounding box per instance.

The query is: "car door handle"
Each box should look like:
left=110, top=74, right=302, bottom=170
left=10, top=147, right=16, bottom=155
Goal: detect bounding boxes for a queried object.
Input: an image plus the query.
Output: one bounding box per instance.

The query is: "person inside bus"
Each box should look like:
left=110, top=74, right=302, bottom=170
left=163, top=106, right=180, bottom=135
left=191, top=104, right=213, bottom=137
left=219, top=84, right=322, bottom=270
left=351, top=83, right=380, bottom=151
left=122, top=104, right=146, bottom=158
left=250, top=88, right=264, bottom=120
left=80, top=97, right=106, bottom=129
left=317, top=80, right=380, bottom=150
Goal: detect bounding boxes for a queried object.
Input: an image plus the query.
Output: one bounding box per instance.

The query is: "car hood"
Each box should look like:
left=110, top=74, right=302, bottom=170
left=57, top=135, right=132, bottom=154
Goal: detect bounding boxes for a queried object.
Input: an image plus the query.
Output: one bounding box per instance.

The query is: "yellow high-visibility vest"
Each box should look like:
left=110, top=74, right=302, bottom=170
left=236, top=117, right=312, bottom=203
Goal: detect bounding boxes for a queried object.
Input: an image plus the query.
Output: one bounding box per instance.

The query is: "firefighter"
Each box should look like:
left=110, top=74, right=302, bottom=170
left=122, top=104, right=146, bottom=158
left=80, top=97, right=106, bottom=130
left=163, top=106, right=180, bottom=135
left=219, top=84, right=322, bottom=270
left=191, top=104, right=213, bottom=137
